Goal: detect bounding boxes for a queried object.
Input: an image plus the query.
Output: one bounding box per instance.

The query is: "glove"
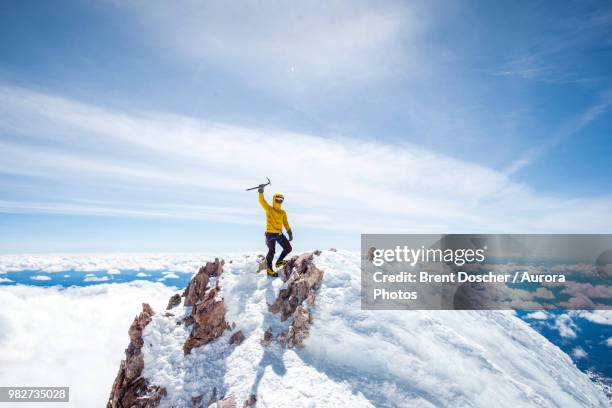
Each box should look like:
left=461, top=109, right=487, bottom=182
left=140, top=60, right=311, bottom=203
left=287, top=229, right=293, bottom=241
left=257, top=184, right=265, bottom=193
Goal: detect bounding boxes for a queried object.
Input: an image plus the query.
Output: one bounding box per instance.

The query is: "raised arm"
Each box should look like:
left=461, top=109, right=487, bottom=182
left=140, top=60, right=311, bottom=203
left=258, top=191, right=271, bottom=210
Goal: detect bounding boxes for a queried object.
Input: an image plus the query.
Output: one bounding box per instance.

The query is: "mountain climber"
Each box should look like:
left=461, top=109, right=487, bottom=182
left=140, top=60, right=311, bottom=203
left=258, top=184, right=292, bottom=277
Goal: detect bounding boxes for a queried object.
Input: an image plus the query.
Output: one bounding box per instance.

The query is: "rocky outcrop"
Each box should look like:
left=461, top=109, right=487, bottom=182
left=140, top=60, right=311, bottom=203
left=108, top=252, right=325, bottom=406
left=229, top=330, right=245, bottom=346
left=242, top=394, right=257, bottom=407
left=183, top=259, right=230, bottom=355
left=271, top=252, right=324, bottom=320
left=278, top=305, right=312, bottom=348
left=183, top=259, right=224, bottom=306
left=269, top=252, right=324, bottom=348
left=107, top=303, right=166, bottom=408
left=166, top=293, right=181, bottom=310
left=108, top=258, right=232, bottom=406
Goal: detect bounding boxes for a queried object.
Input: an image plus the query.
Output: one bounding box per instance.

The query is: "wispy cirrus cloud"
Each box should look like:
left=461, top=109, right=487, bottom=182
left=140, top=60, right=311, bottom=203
left=2, top=85, right=612, bottom=236
left=490, top=5, right=612, bottom=85
left=503, top=89, right=612, bottom=175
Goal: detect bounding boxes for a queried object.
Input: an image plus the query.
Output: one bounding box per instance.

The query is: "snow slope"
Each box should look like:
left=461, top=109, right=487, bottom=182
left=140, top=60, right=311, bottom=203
left=142, top=250, right=609, bottom=407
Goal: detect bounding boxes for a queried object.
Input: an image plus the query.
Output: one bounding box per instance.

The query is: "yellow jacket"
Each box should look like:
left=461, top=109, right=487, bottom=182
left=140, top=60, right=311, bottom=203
left=259, top=192, right=291, bottom=234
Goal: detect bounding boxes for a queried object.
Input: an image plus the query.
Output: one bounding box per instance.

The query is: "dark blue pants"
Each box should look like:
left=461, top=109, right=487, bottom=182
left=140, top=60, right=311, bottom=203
left=265, top=232, right=292, bottom=269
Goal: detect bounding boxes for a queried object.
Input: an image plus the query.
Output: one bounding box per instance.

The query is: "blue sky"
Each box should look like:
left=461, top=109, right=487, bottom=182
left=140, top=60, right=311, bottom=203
left=1, top=0, right=612, bottom=253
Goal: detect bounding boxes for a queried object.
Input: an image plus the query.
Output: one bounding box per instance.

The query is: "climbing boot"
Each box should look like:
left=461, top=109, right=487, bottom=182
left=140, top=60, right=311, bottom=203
left=275, top=259, right=289, bottom=268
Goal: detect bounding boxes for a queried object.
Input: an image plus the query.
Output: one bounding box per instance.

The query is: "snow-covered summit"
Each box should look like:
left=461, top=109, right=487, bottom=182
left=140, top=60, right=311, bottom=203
left=108, top=249, right=609, bottom=408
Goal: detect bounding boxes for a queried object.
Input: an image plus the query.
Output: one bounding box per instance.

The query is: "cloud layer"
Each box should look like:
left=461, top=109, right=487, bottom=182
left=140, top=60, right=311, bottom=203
left=0, top=282, right=176, bottom=407
left=0, top=253, right=209, bottom=274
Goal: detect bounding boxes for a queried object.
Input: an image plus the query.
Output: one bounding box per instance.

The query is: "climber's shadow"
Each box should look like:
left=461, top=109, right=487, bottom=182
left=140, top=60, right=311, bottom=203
left=249, top=284, right=287, bottom=396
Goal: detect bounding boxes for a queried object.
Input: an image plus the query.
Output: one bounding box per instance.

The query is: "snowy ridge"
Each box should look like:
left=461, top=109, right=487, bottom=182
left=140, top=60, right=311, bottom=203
left=139, top=250, right=608, bottom=407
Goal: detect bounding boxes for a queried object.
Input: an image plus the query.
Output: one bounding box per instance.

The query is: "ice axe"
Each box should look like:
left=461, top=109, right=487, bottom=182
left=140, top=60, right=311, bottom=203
left=245, top=177, right=271, bottom=191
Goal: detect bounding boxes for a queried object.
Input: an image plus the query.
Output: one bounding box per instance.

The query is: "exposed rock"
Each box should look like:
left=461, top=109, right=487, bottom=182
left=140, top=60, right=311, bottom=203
left=229, top=330, right=245, bottom=346
left=270, top=252, right=324, bottom=320
left=166, top=293, right=181, bottom=310
left=183, top=259, right=224, bottom=306
left=277, top=263, right=292, bottom=282
left=260, top=327, right=273, bottom=346
left=269, top=252, right=324, bottom=349
left=178, top=259, right=230, bottom=354
left=183, top=315, right=195, bottom=327
left=184, top=285, right=230, bottom=354
left=207, top=387, right=217, bottom=406
left=107, top=303, right=166, bottom=408
left=276, top=252, right=315, bottom=282
left=242, top=394, right=257, bottom=407
left=192, top=393, right=203, bottom=407
left=129, top=303, right=154, bottom=346
left=306, top=290, right=317, bottom=307
left=278, top=305, right=311, bottom=348
left=313, top=249, right=322, bottom=256
left=329, top=248, right=337, bottom=252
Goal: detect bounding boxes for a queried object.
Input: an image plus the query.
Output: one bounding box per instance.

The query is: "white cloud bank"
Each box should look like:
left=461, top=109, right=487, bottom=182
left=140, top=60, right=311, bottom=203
left=549, top=311, right=612, bottom=340
left=573, top=310, right=612, bottom=326
left=525, top=311, right=551, bottom=320
left=1, top=86, right=612, bottom=236
left=0, top=282, right=176, bottom=407
left=572, top=347, right=588, bottom=359
left=30, top=275, right=51, bottom=281
left=554, top=314, right=578, bottom=339
left=84, top=275, right=110, bottom=282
